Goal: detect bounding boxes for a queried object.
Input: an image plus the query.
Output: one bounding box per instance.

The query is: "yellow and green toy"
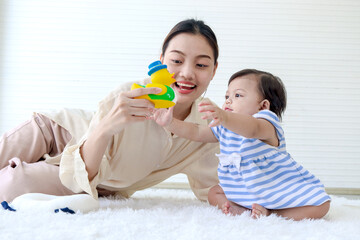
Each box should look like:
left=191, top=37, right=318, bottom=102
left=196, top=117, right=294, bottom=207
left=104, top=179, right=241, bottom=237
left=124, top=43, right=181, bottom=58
left=131, top=60, right=176, bottom=108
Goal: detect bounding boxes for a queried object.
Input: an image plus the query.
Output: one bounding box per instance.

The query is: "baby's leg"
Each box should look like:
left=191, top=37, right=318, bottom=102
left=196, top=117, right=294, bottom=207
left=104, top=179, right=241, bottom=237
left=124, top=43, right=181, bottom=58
left=208, top=185, right=248, bottom=215
left=270, top=201, right=330, bottom=221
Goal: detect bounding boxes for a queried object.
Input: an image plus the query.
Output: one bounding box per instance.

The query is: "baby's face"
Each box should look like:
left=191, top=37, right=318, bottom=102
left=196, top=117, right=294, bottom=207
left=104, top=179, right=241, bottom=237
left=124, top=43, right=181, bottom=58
left=222, top=74, right=264, bottom=116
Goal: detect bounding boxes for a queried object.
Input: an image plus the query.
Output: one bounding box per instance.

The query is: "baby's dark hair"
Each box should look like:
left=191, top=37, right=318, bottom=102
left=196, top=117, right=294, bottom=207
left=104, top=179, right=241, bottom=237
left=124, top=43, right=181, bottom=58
left=228, top=69, right=287, bottom=120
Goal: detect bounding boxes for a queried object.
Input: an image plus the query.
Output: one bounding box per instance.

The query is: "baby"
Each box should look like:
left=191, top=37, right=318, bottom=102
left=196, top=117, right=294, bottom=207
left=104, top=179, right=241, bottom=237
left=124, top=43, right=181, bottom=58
left=153, top=69, right=331, bottom=220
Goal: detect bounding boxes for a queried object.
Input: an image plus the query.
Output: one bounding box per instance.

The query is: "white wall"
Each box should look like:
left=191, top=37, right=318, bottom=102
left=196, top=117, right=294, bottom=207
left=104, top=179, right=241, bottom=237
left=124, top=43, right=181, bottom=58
left=1, top=0, right=359, bottom=192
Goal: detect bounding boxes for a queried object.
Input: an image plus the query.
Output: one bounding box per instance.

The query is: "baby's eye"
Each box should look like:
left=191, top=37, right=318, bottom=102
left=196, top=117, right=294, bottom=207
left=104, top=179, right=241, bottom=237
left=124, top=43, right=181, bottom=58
left=235, top=93, right=241, bottom=98
left=225, top=95, right=229, bottom=99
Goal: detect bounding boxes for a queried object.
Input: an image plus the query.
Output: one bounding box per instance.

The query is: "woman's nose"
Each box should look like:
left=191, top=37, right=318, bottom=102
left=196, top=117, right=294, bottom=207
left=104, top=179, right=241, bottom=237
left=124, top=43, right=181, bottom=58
left=179, top=63, right=195, bottom=80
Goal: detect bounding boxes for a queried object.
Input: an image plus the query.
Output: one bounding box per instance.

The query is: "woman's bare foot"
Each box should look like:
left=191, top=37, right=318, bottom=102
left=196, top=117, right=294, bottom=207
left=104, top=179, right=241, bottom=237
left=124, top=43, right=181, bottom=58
left=222, top=201, right=247, bottom=215
left=251, top=203, right=270, bottom=219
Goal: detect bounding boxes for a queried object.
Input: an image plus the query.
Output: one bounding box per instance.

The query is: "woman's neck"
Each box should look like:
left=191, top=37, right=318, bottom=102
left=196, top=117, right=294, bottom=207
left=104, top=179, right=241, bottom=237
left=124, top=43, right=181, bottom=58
left=173, top=102, right=193, bottom=121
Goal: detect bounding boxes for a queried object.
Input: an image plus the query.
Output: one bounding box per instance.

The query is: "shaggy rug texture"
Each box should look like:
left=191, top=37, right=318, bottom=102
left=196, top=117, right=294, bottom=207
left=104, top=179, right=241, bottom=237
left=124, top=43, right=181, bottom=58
left=1, top=188, right=359, bottom=240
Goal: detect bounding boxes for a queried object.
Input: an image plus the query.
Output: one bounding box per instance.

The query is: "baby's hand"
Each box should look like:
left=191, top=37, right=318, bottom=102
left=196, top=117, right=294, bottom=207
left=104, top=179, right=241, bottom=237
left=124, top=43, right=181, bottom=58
left=148, top=107, right=174, bottom=127
left=198, top=100, right=224, bottom=127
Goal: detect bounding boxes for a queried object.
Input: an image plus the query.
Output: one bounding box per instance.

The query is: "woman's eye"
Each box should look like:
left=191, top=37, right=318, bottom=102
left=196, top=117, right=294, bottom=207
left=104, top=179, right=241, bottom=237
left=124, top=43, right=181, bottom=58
left=197, top=64, right=208, bottom=68
left=172, top=59, right=182, bottom=64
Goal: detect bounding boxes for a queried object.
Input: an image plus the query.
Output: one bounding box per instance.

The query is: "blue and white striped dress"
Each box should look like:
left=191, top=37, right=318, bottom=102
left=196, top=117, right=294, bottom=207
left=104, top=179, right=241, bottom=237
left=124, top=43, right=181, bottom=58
left=211, top=110, right=331, bottom=209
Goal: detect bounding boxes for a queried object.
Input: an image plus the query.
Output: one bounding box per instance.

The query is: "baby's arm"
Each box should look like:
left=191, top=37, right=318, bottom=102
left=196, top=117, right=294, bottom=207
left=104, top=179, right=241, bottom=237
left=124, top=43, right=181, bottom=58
left=199, top=100, right=278, bottom=146
left=152, top=107, right=217, bottom=143
left=168, top=118, right=217, bottom=143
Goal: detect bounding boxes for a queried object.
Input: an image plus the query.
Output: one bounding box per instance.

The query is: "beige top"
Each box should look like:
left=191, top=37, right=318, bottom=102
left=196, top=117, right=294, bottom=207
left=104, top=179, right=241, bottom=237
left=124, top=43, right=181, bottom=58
left=41, top=78, right=219, bottom=201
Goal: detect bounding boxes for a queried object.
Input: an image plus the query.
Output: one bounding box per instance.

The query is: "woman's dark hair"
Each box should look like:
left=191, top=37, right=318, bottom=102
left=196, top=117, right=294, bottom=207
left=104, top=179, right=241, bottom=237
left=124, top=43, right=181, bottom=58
left=229, top=69, right=287, bottom=120
left=162, top=19, right=218, bottom=65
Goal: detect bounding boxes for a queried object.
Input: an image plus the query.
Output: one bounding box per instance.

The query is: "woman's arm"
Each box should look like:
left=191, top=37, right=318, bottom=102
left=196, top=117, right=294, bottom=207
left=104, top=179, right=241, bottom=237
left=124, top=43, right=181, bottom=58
left=81, top=87, right=162, bottom=181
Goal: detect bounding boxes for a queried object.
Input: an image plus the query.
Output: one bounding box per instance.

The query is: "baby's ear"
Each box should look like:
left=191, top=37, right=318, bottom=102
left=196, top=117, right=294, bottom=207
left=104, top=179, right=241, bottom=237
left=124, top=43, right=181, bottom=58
left=260, top=99, right=270, bottom=110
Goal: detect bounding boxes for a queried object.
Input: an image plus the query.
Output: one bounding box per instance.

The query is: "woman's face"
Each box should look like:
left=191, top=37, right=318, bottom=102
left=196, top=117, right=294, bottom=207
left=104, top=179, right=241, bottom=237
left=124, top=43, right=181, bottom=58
left=161, top=33, right=217, bottom=105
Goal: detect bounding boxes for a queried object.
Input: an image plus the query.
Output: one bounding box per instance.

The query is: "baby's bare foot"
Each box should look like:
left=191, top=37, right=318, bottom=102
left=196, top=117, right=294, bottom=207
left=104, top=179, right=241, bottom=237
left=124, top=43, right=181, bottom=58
left=222, top=201, right=230, bottom=214
left=222, top=201, right=247, bottom=216
left=251, top=203, right=270, bottom=219
left=229, top=205, right=247, bottom=216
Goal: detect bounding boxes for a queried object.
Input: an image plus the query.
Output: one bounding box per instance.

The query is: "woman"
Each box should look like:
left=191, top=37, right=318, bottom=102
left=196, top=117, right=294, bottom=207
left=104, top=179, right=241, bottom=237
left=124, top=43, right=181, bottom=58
left=0, top=19, right=220, bottom=202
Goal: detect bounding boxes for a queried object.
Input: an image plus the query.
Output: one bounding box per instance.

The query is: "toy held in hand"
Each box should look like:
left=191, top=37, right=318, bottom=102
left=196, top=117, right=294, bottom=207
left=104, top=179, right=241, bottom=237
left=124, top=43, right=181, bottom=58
left=131, top=61, right=176, bottom=108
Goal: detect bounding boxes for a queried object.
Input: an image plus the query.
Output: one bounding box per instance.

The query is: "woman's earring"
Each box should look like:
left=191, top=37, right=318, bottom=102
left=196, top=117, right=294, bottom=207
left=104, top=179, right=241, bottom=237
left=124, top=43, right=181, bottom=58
left=200, top=89, right=207, bottom=100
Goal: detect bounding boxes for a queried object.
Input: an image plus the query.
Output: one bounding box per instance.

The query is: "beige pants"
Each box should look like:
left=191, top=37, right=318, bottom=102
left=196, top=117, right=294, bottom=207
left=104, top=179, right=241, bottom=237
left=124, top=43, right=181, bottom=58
left=0, top=114, right=116, bottom=202
left=0, top=113, right=76, bottom=202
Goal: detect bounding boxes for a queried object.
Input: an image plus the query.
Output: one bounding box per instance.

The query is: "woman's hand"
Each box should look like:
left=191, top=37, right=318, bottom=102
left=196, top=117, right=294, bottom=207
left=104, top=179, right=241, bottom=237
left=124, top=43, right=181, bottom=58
left=150, top=107, right=174, bottom=127
left=81, top=87, right=162, bottom=181
left=198, top=100, right=226, bottom=127
left=100, top=87, right=162, bottom=137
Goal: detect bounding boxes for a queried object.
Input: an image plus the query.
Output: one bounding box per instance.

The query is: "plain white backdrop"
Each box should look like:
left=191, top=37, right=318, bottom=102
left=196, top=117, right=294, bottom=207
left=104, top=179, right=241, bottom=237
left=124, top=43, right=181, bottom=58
left=0, top=0, right=359, bottom=192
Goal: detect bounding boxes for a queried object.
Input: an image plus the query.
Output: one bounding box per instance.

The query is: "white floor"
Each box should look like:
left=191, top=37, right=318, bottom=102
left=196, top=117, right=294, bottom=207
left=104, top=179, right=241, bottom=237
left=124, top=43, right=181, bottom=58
left=1, top=188, right=360, bottom=240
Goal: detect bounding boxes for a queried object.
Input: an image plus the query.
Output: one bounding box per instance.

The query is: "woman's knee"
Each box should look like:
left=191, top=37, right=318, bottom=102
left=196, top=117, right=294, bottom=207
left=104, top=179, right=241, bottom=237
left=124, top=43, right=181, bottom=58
left=0, top=158, right=29, bottom=202
left=0, top=159, right=73, bottom=202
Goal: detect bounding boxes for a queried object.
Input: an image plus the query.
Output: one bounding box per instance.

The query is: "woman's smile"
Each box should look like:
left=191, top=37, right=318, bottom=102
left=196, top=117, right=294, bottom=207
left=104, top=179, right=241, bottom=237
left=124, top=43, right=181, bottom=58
left=174, top=81, right=197, bottom=94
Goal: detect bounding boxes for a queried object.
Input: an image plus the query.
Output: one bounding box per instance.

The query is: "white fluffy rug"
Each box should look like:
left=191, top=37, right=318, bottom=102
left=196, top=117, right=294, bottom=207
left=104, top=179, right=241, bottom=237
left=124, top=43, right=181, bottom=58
left=1, top=188, right=360, bottom=240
